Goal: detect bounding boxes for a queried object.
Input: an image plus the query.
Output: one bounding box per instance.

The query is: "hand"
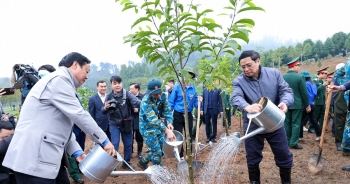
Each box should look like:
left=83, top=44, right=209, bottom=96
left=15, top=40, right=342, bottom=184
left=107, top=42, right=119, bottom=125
left=76, top=154, right=86, bottom=163
left=306, top=105, right=311, bottom=113
left=323, top=81, right=329, bottom=86
left=134, top=108, right=138, bottom=113
left=328, top=85, right=339, bottom=93
left=198, top=96, right=203, bottom=102
left=165, top=129, right=176, bottom=141
left=200, top=111, right=203, bottom=115
left=225, top=108, right=229, bottom=110
left=0, top=88, right=5, bottom=97
left=103, top=141, right=115, bottom=157
left=220, top=112, right=223, bottom=116
left=104, top=102, right=110, bottom=110
left=278, top=102, right=288, bottom=113
left=244, top=104, right=263, bottom=113
left=167, top=124, right=174, bottom=130
left=2, top=117, right=9, bottom=121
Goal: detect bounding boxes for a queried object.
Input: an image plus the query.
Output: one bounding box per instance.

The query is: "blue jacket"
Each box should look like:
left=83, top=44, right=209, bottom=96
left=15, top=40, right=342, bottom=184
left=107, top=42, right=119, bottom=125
left=168, top=83, right=198, bottom=113
left=306, top=81, right=317, bottom=105
left=201, top=88, right=223, bottom=115
left=88, top=93, right=109, bottom=131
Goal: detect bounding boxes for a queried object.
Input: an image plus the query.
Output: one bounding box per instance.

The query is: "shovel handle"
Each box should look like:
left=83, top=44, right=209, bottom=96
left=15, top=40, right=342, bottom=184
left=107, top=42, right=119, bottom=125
left=320, top=82, right=334, bottom=148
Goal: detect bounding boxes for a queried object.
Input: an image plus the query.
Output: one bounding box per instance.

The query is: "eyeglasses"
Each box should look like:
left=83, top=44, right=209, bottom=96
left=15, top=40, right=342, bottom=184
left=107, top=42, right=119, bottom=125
left=240, top=62, right=255, bottom=70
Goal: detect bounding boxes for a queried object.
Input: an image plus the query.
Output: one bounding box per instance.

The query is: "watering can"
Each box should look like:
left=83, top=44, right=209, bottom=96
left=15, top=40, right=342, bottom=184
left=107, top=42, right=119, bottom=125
left=79, top=144, right=154, bottom=183
left=162, top=130, right=188, bottom=170
left=227, top=97, right=285, bottom=144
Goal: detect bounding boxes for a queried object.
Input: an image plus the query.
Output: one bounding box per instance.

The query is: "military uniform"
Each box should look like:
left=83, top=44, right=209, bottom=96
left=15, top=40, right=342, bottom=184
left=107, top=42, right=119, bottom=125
left=283, top=58, right=309, bottom=148
left=139, top=79, right=173, bottom=166
left=313, top=67, right=328, bottom=130
left=222, top=90, right=233, bottom=128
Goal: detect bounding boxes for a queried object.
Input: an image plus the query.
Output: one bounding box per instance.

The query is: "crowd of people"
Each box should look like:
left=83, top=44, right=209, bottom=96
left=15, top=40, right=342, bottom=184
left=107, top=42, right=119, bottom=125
left=0, top=50, right=349, bottom=184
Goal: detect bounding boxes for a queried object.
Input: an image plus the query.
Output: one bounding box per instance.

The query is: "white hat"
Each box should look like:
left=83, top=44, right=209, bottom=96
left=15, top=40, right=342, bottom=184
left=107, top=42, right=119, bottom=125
left=336, top=63, right=345, bottom=70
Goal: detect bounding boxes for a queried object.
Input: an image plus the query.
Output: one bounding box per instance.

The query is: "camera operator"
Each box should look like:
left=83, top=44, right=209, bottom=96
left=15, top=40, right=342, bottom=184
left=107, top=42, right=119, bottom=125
left=102, top=76, right=141, bottom=170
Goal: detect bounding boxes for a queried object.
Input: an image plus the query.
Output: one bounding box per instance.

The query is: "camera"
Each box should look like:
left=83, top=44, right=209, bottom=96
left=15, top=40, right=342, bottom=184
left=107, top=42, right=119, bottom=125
left=108, top=99, right=119, bottom=111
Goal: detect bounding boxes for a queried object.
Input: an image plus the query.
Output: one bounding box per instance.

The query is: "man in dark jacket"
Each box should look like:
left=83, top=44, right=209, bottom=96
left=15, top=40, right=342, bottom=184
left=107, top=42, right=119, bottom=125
left=0, top=121, right=15, bottom=184
left=283, top=58, right=309, bottom=149
left=129, top=83, right=144, bottom=158
left=102, top=76, right=141, bottom=170
left=231, top=50, right=294, bottom=184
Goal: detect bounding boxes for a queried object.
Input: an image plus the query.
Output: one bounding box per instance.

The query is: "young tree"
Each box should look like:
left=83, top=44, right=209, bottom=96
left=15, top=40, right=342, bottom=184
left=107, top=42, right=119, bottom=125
left=115, top=0, right=264, bottom=182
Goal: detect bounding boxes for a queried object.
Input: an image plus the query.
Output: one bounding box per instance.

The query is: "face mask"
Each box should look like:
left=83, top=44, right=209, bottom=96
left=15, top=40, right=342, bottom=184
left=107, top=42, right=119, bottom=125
left=38, top=70, right=50, bottom=79
left=165, top=85, right=170, bottom=91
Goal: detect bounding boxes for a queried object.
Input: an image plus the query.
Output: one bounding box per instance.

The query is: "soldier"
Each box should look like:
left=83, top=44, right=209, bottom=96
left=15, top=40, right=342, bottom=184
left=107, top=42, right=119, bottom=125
left=222, top=89, right=233, bottom=129
left=138, top=79, right=176, bottom=170
left=311, top=67, right=329, bottom=132
left=333, top=62, right=348, bottom=151
left=283, top=58, right=309, bottom=149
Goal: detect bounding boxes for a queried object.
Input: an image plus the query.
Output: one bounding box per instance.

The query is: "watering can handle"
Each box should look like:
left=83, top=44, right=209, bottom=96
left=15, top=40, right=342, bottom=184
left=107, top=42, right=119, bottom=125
left=258, top=97, right=265, bottom=105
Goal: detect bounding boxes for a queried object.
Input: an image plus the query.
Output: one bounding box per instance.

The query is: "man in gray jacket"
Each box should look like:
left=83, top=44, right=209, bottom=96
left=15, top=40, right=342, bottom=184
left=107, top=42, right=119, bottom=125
left=3, top=52, right=115, bottom=183
left=231, top=50, right=294, bottom=184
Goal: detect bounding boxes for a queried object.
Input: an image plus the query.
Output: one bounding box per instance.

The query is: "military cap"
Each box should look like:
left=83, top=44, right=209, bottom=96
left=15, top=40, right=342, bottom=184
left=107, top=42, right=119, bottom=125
left=146, top=79, right=163, bottom=95
left=327, top=71, right=335, bottom=78
left=300, top=70, right=311, bottom=77
left=316, top=67, right=329, bottom=74
left=287, top=57, right=301, bottom=68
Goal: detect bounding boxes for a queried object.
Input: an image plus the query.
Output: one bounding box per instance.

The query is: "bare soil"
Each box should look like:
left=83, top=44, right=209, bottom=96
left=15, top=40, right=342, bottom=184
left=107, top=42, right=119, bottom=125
left=71, top=115, right=350, bottom=184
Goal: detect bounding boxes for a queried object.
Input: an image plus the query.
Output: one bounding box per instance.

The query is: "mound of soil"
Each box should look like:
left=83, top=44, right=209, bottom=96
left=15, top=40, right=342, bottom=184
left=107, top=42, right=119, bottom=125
left=73, top=115, right=350, bottom=183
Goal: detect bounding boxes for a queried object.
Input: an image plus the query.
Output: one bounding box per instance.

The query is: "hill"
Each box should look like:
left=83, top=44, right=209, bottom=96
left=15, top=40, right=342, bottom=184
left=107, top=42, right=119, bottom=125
left=280, top=57, right=348, bottom=75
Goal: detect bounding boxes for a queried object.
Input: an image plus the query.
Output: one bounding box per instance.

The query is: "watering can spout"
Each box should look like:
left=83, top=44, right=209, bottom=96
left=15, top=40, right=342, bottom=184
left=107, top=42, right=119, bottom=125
left=239, top=127, right=265, bottom=141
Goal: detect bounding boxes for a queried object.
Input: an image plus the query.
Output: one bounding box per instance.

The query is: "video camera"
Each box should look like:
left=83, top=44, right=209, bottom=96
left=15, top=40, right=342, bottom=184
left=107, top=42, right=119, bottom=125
left=11, top=64, right=39, bottom=90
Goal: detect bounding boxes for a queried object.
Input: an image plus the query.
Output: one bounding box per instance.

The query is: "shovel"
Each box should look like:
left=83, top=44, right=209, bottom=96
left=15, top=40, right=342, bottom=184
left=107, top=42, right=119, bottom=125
left=193, top=100, right=202, bottom=170
left=308, top=82, right=333, bottom=175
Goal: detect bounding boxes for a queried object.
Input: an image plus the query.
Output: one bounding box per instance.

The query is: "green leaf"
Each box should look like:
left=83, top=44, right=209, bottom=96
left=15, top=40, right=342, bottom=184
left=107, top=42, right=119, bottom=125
left=217, top=13, right=228, bottom=16
left=120, top=0, right=130, bottom=5
left=134, top=7, right=138, bottom=14
left=191, top=35, right=200, bottom=47
left=229, top=0, right=236, bottom=6
left=179, top=12, right=192, bottom=23
left=146, top=25, right=151, bottom=31
left=235, top=18, right=255, bottom=26
left=141, top=1, right=155, bottom=8
left=226, top=40, right=239, bottom=50
left=131, top=17, right=151, bottom=29
left=237, top=7, right=265, bottom=14
left=177, top=3, right=184, bottom=12
left=230, top=32, right=249, bottom=43
left=122, top=4, right=136, bottom=12
left=155, top=0, right=160, bottom=8
left=223, top=6, right=235, bottom=10
left=202, top=18, right=215, bottom=24
left=184, top=21, right=201, bottom=27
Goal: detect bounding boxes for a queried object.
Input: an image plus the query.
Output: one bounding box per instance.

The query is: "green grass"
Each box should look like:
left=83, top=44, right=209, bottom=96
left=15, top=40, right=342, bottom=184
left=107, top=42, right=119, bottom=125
left=3, top=106, right=20, bottom=117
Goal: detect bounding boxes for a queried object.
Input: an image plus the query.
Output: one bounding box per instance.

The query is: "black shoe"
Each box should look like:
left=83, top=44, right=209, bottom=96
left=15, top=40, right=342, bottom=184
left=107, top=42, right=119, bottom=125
left=211, top=139, right=217, bottom=143
left=122, top=163, right=134, bottom=170
left=308, top=130, right=315, bottom=133
left=337, top=146, right=342, bottom=151
left=206, top=138, right=210, bottom=143
left=342, top=165, right=350, bottom=171
left=342, top=152, right=350, bottom=156
left=137, top=159, right=148, bottom=170
left=74, top=178, right=84, bottom=184
left=290, top=145, right=303, bottom=149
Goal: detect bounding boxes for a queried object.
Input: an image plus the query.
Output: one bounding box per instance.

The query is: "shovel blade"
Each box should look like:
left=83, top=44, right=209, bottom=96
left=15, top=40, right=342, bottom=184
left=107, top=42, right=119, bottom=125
left=177, top=160, right=189, bottom=171
left=308, top=153, right=327, bottom=175
left=192, top=160, right=202, bottom=171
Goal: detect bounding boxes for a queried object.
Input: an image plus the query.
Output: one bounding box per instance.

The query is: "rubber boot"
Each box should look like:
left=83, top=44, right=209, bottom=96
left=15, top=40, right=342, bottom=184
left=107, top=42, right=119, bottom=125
left=248, top=165, right=260, bottom=184
left=279, top=167, right=291, bottom=184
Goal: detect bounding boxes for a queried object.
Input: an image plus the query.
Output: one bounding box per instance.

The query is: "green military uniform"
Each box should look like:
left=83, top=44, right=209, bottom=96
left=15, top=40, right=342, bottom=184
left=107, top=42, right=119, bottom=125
left=222, top=90, right=233, bottom=128
left=313, top=67, right=328, bottom=129
left=283, top=58, right=309, bottom=148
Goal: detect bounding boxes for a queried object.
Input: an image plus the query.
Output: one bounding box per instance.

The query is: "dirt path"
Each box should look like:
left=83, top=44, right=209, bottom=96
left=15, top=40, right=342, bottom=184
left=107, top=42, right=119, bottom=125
left=75, top=116, right=350, bottom=184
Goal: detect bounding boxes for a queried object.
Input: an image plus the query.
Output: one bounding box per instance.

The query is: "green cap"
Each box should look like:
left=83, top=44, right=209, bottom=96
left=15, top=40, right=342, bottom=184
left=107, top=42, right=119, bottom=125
left=146, top=79, right=162, bottom=95
left=300, top=70, right=311, bottom=77
left=183, top=66, right=196, bottom=78
left=287, top=57, right=300, bottom=68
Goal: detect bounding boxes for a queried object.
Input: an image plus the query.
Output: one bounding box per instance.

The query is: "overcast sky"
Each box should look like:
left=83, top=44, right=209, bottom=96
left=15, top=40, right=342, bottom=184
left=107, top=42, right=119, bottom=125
left=0, top=0, right=349, bottom=78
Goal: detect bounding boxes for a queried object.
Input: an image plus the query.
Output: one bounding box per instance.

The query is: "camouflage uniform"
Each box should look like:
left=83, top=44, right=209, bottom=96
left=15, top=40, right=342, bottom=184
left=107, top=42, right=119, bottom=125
left=339, top=60, right=350, bottom=153
left=139, top=93, right=173, bottom=165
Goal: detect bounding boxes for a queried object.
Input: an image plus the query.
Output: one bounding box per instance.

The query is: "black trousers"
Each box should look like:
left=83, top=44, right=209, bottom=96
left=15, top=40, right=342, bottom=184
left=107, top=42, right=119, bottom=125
left=334, top=91, right=347, bottom=146
left=14, top=164, right=70, bottom=184
left=300, top=104, right=321, bottom=137
left=133, top=129, right=144, bottom=153
left=173, top=110, right=193, bottom=158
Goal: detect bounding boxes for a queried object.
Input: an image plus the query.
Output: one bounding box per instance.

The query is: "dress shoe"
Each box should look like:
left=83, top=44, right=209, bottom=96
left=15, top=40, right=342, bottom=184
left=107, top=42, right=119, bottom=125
left=211, top=139, right=217, bottom=143
left=337, top=146, right=342, bottom=151
left=206, top=138, right=210, bottom=143
left=342, top=165, right=350, bottom=171
left=290, top=145, right=303, bottom=149
left=74, top=178, right=84, bottom=184
left=342, top=152, right=350, bottom=156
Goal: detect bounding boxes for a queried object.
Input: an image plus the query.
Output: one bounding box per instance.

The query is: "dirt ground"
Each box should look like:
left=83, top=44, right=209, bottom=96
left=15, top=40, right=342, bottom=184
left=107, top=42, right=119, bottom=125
left=74, top=116, right=350, bottom=184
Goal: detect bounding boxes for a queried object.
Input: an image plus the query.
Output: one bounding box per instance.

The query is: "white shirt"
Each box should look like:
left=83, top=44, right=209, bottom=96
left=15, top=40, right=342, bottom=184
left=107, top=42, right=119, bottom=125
left=98, top=92, right=106, bottom=103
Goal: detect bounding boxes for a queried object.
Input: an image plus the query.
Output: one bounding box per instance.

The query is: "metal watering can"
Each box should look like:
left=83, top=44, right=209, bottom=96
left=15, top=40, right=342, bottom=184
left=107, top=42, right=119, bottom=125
left=162, top=130, right=188, bottom=170
left=79, top=144, right=153, bottom=183
left=227, top=97, right=285, bottom=144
